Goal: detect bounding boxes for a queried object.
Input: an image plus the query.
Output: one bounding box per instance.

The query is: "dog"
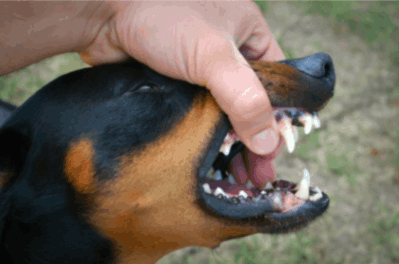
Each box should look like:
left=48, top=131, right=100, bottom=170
left=0, top=52, right=335, bottom=263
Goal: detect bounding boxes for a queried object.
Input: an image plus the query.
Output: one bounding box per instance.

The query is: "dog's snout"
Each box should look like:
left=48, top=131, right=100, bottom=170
left=279, top=52, right=335, bottom=95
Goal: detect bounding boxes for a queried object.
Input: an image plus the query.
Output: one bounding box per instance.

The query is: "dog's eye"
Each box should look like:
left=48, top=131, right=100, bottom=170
left=122, top=83, right=162, bottom=97
left=137, top=84, right=161, bottom=92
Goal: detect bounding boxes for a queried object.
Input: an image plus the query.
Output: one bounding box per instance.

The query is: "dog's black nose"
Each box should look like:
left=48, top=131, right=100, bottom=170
left=280, top=52, right=336, bottom=92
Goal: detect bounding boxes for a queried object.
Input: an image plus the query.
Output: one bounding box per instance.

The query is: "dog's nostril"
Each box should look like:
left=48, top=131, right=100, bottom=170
left=302, top=53, right=333, bottom=78
left=279, top=52, right=334, bottom=79
left=323, top=61, right=331, bottom=78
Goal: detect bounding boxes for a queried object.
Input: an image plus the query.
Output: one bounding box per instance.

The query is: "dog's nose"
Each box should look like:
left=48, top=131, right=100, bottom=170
left=290, top=52, right=333, bottom=78
left=280, top=52, right=336, bottom=92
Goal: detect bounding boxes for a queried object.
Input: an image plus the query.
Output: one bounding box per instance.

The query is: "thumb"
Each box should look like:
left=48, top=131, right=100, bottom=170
left=206, top=38, right=279, bottom=155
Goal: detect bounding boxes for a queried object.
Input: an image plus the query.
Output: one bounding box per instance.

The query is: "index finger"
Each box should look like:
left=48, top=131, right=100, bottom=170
left=206, top=38, right=279, bottom=155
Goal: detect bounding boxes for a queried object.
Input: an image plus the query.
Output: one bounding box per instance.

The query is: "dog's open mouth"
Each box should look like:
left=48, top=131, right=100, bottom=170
left=198, top=107, right=329, bottom=224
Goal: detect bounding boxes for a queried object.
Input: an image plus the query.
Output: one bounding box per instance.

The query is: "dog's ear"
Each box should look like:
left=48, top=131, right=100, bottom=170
left=0, top=127, right=32, bottom=188
left=0, top=125, right=32, bottom=260
left=0, top=128, right=114, bottom=263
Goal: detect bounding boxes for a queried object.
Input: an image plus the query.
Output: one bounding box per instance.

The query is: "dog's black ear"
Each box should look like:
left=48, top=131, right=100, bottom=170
left=0, top=129, right=114, bottom=263
left=0, top=121, right=33, bottom=254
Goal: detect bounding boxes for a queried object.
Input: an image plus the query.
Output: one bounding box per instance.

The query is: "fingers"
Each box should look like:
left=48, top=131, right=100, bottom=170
left=237, top=9, right=285, bottom=62
left=206, top=38, right=279, bottom=156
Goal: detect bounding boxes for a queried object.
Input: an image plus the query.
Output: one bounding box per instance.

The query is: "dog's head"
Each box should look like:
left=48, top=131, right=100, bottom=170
left=0, top=53, right=334, bottom=263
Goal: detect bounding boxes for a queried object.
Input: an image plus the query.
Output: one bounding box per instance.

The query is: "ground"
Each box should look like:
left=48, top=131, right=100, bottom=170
left=1, top=2, right=398, bottom=264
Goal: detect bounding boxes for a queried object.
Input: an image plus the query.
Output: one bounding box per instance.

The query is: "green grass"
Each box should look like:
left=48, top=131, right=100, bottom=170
left=0, top=53, right=87, bottom=105
left=296, top=132, right=322, bottom=161
left=253, top=1, right=268, bottom=13
left=294, top=1, right=399, bottom=66
left=367, top=202, right=399, bottom=259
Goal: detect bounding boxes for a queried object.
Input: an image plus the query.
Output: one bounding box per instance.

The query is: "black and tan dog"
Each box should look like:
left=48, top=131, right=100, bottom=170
left=0, top=52, right=335, bottom=263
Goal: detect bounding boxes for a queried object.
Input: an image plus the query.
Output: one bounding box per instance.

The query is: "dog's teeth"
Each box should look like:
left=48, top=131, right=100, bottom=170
left=299, top=113, right=313, bottom=134
left=214, top=171, right=223, bottom=181
left=265, top=182, right=273, bottom=190
left=203, top=183, right=211, bottom=194
left=219, top=133, right=234, bottom=155
left=260, top=190, right=266, bottom=195
left=309, top=186, right=323, bottom=201
left=272, top=193, right=283, bottom=210
left=293, top=126, right=298, bottom=143
left=238, top=190, right=248, bottom=198
left=214, top=187, right=228, bottom=197
left=295, top=169, right=310, bottom=200
left=303, top=168, right=310, bottom=186
left=313, top=113, right=321, bottom=129
left=227, top=174, right=236, bottom=184
left=219, top=143, right=232, bottom=156
left=245, top=180, right=255, bottom=189
left=278, top=117, right=296, bottom=153
left=295, top=178, right=309, bottom=200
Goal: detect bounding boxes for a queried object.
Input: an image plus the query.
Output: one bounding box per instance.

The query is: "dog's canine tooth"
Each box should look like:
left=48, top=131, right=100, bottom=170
left=264, top=182, right=273, bottom=190
left=295, top=169, right=310, bottom=200
left=219, top=143, right=232, bottom=156
left=299, top=113, right=313, bottom=134
left=238, top=190, right=248, bottom=199
left=203, top=183, right=211, bottom=194
left=213, top=170, right=223, bottom=181
left=278, top=117, right=296, bottom=153
left=214, top=187, right=228, bottom=197
left=260, top=190, right=266, bottom=195
left=303, top=169, right=310, bottom=186
left=293, top=126, right=298, bottom=143
left=245, top=180, right=255, bottom=189
left=219, top=133, right=233, bottom=155
left=228, top=174, right=236, bottom=184
left=312, top=113, right=321, bottom=129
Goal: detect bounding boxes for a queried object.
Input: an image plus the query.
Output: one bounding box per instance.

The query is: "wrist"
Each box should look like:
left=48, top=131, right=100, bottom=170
left=0, top=1, right=115, bottom=75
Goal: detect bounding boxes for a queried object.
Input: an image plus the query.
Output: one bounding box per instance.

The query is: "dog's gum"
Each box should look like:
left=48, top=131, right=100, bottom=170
left=281, top=192, right=306, bottom=212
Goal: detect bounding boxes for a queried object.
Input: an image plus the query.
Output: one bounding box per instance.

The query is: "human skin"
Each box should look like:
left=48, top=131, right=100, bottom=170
left=0, top=1, right=285, bottom=187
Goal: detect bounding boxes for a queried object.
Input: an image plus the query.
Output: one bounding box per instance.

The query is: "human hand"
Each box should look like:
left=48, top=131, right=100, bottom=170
left=79, top=1, right=286, bottom=188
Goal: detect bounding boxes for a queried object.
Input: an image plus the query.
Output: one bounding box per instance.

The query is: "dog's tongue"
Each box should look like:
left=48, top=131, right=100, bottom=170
left=230, top=150, right=277, bottom=188
left=227, top=130, right=284, bottom=188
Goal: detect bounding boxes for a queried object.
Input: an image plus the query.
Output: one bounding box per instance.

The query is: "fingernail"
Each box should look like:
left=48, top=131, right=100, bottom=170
left=250, top=127, right=279, bottom=155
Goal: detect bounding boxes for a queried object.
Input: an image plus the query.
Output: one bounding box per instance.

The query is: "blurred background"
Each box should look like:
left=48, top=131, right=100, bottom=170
left=1, top=1, right=398, bottom=264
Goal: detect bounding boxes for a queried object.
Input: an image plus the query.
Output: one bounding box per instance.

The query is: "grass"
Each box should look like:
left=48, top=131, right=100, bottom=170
left=0, top=53, right=87, bottom=106
left=367, top=202, right=399, bottom=260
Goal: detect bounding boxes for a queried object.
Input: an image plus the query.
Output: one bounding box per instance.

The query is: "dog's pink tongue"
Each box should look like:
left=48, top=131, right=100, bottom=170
left=231, top=151, right=276, bottom=188
left=230, top=130, right=284, bottom=187
left=250, top=159, right=276, bottom=188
